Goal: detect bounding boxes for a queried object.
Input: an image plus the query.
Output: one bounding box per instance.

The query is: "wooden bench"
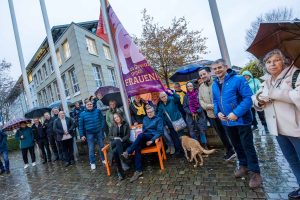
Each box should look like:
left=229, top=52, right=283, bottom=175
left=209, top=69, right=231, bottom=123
left=102, top=136, right=167, bottom=176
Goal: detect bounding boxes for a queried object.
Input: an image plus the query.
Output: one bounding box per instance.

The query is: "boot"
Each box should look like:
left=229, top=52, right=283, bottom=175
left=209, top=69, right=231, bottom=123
left=249, top=172, right=262, bottom=188
left=234, top=166, right=248, bottom=178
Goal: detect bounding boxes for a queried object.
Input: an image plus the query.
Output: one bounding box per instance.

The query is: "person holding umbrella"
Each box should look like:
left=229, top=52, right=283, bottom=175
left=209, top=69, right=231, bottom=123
left=0, top=128, right=10, bottom=174
left=32, top=118, right=51, bottom=164
left=252, top=49, right=300, bottom=199
left=15, top=122, right=36, bottom=169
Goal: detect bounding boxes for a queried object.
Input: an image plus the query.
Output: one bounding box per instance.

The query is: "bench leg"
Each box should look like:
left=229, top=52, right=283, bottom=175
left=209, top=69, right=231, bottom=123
left=157, top=147, right=164, bottom=170
left=161, top=139, right=167, bottom=160
left=103, top=149, right=111, bottom=176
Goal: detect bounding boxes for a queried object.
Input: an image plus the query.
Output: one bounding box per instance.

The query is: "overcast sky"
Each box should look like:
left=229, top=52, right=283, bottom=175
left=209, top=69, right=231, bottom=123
left=0, top=0, right=299, bottom=80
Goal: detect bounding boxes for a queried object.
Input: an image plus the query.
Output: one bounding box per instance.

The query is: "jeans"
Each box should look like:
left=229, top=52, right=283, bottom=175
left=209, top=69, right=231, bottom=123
left=276, top=134, right=300, bottom=186
left=224, top=125, right=260, bottom=173
left=62, top=138, right=74, bottom=163
left=168, top=128, right=183, bottom=153
left=186, top=114, right=208, bottom=144
left=37, top=138, right=52, bottom=161
left=0, top=151, right=9, bottom=171
left=127, top=133, right=154, bottom=172
left=21, top=146, right=36, bottom=164
left=163, top=127, right=174, bottom=148
left=209, top=117, right=234, bottom=154
left=251, top=108, right=267, bottom=127
left=86, top=131, right=105, bottom=164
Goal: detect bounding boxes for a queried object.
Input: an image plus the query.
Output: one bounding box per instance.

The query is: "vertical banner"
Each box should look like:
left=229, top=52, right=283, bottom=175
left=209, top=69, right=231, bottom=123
left=96, top=10, right=109, bottom=43
left=101, top=4, right=165, bottom=97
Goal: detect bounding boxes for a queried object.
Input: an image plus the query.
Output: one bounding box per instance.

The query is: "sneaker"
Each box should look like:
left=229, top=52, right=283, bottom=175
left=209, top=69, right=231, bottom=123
left=252, top=125, right=258, bottom=131
left=288, top=188, right=300, bottom=199
left=224, top=152, right=236, bottom=161
left=102, top=160, right=106, bottom=165
left=170, top=146, right=175, bottom=155
left=32, top=162, right=36, bottom=167
left=234, top=166, right=248, bottom=178
left=91, top=163, right=96, bottom=170
left=130, top=171, right=143, bottom=182
left=24, top=164, right=29, bottom=169
left=121, top=151, right=129, bottom=160
left=249, top=172, right=262, bottom=188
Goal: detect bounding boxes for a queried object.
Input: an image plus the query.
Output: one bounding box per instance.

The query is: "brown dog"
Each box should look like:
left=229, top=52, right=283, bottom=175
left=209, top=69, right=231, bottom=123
left=181, top=135, right=216, bottom=168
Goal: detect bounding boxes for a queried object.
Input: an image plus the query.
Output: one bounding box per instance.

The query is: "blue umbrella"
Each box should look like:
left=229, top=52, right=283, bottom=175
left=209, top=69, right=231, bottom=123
left=170, top=63, right=206, bottom=82
left=48, top=100, right=72, bottom=109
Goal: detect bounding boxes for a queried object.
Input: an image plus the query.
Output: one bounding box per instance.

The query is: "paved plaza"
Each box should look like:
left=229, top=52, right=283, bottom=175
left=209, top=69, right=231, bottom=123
left=0, top=129, right=297, bottom=200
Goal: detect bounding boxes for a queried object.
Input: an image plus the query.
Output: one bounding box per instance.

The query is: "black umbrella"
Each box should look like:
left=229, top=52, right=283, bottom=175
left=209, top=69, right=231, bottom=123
left=94, top=86, right=120, bottom=96
left=247, top=19, right=300, bottom=68
left=24, top=107, right=52, bottom=119
left=170, top=63, right=206, bottom=82
left=101, top=92, right=123, bottom=107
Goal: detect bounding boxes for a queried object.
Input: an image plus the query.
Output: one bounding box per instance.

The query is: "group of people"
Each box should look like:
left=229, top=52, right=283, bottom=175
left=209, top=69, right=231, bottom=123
left=0, top=48, right=299, bottom=199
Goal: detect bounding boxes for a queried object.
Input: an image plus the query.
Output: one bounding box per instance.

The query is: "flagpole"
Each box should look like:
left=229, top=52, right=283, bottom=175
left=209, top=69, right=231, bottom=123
left=208, top=0, right=231, bottom=67
left=99, top=0, right=132, bottom=125
left=8, top=0, right=33, bottom=110
left=39, top=0, right=79, bottom=159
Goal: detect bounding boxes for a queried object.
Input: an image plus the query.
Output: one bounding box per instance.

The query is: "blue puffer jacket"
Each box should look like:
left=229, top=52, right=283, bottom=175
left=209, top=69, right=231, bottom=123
left=0, top=130, right=8, bottom=152
left=79, top=108, right=105, bottom=137
left=142, top=115, right=164, bottom=143
left=212, top=69, right=253, bottom=126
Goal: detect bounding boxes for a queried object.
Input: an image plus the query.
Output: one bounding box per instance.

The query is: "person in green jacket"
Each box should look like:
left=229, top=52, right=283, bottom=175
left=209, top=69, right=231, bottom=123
left=15, top=122, right=36, bottom=169
left=242, top=70, right=269, bottom=133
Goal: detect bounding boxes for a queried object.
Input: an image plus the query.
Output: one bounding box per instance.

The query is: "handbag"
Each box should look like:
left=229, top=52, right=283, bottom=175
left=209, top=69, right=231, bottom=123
left=165, top=112, right=187, bottom=132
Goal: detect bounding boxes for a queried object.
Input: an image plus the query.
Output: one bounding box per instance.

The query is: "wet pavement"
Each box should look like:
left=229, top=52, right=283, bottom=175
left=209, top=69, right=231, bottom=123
left=0, top=128, right=297, bottom=200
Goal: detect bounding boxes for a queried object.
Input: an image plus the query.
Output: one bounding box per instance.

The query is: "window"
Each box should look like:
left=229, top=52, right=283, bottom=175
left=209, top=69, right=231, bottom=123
left=103, top=45, right=112, bottom=60
left=62, top=40, right=71, bottom=60
left=108, top=67, right=117, bottom=86
left=86, top=37, right=98, bottom=55
left=42, top=64, right=48, bottom=78
left=62, top=74, right=70, bottom=97
left=37, top=69, right=43, bottom=83
left=47, top=85, right=55, bottom=103
left=92, top=64, right=104, bottom=87
left=33, top=74, right=38, bottom=86
left=42, top=89, right=48, bottom=106
left=48, top=58, right=54, bottom=72
left=56, top=49, right=62, bottom=66
left=69, top=68, right=80, bottom=93
left=53, top=81, right=60, bottom=100
left=38, top=92, right=43, bottom=106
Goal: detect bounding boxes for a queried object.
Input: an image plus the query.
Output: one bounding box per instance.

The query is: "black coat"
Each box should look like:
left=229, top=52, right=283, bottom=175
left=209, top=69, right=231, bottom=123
left=53, top=117, right=75, bottom=141
left=43, top=117, right=55, bottom=137
left=32, top=123, right=47, bottom=141
left=108, top=122, right=130, bottom=143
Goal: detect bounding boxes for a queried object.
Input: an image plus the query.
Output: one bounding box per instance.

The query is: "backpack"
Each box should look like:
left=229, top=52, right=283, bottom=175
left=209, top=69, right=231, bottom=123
left=292, top=70, right=300, bottom=89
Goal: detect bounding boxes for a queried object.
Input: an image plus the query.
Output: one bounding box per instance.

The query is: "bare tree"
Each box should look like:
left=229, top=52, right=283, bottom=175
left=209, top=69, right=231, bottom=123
left=0, top=60, right=14, bottom=125
left=136, top=9, right=208, bottom=87
left=246, top=7, right=293, bottom=47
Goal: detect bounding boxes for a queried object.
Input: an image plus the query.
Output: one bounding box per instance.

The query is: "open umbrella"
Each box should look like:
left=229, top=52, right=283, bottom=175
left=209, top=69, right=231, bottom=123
left=24, top=107, right=52, bottom=119
left=101, top=92, right=123, bottom=107
left=95, top=85, right=120, bottom=96
left=247, top=19, right=300, bottom=67
left=48, top=100, right=72, bottom=109
left=2, top=117, right=31, bottom=131
left=170, top=63, right=206, bottom=82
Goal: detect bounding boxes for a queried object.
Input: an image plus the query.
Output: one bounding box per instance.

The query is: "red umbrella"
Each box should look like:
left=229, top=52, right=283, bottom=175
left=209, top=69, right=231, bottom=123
left=2, top=117, right=31, bottom=131
left=247, top=20, right=300, bottom=68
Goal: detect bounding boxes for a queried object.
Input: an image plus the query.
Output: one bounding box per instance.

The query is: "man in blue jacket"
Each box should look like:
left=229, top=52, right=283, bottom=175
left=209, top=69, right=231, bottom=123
left=79, top=100, right=105, bottom=170
left=122, top=106, right=163, bottom=182
left=0, top=128, right=10, bottom=174
left=211, top=59, right=262, bottom=189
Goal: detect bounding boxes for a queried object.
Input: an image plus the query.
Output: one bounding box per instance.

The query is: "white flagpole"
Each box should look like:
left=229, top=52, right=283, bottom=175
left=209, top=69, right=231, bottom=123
left=99, top=0, right=132, bottom=125
left=208, top=0, right=231, bottom=67
left=39, top=0, right=79, bottom=159
left=8, top=0, right=33, bottom=110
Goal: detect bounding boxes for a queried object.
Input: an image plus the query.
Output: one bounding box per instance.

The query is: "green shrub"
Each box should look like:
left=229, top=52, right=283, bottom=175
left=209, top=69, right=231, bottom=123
left=7, top=137, right=19, bottom=151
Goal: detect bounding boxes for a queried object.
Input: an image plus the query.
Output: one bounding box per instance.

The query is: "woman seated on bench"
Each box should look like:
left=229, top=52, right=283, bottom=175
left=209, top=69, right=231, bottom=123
left=121, top=106, right=164, bottom=182
left=108, top=113, right=131, bottom=181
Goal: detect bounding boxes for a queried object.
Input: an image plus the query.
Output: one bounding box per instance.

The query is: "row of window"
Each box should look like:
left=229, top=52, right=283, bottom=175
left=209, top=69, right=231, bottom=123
left=32, top=37, right=112, bottom=89
left=93, top=64, right=117, bottom=87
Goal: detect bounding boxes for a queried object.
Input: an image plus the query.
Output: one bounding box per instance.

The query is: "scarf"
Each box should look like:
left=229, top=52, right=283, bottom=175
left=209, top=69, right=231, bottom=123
left=133, top=101, right=145, bottom=115
left=187, top=89, right=200, bottom=114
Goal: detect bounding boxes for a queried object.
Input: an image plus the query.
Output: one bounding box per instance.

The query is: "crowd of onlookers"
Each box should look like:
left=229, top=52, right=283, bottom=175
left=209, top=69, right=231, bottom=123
left=0, top=49, right=299, bottom=199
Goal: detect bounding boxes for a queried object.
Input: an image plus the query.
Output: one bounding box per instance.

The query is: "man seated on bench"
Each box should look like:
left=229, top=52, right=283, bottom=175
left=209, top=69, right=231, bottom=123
left=121, top=106, right=163, bottom=182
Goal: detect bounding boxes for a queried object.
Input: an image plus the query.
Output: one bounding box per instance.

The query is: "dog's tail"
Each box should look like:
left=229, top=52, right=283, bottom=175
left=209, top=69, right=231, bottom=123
left=202, top=149, right=216, bottom=155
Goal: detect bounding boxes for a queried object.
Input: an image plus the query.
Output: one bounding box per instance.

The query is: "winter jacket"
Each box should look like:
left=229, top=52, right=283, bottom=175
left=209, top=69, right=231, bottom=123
left=32, top=122, right=47, bottom=141
left=106, top=107, right=125, bottom=128
left=252, top=66, right=300, bottom=137
left=53, top=117, right=75, bottom=141
left=15, top=127, right=34, bottom=149
left=157, top=93, right=182, bottom=127
left=0, top=130, right=8, bottom=152
left=108, top=122, right=130, bottom=143
left=198, top=77, right=215, bottom=118
left=79, top=108, right=105, bottom=137
left=212, top=69, right=253, bottom=126
left=72, top=106, right=84, bottom=124
left=142, top=115, right=164, bottom=143
left=242, top=71, right=261, bottom=94
left=97, top=100, right=109, bottom=116
left=43, top=117, right=55, bottom=137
